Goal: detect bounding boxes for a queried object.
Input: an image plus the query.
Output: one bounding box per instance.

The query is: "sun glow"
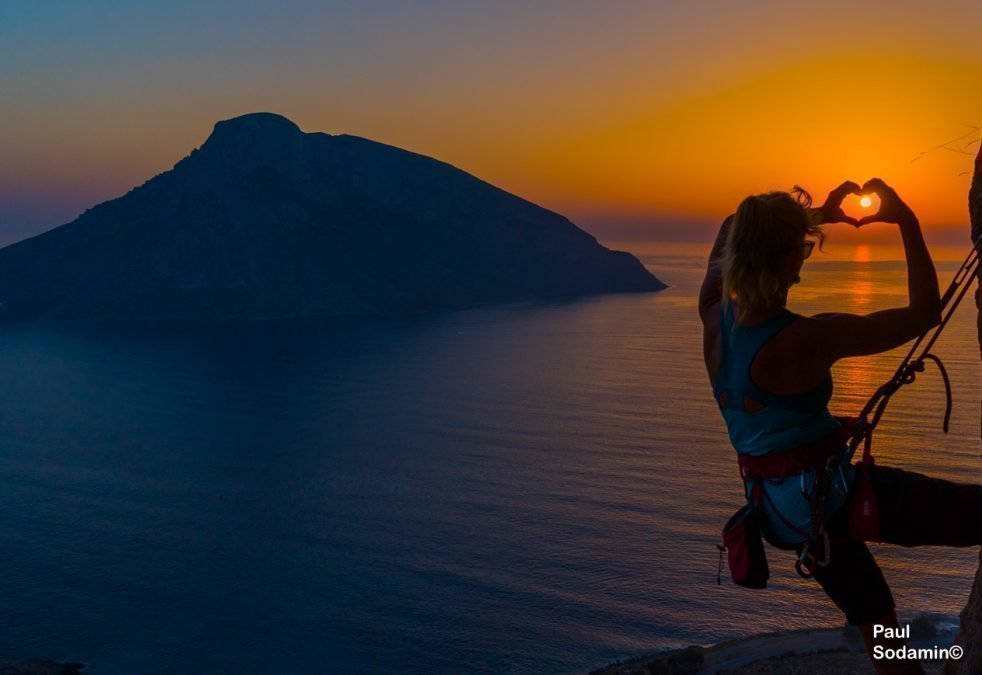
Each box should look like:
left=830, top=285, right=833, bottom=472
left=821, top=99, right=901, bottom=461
left=860, top=196, right=873, bottom=208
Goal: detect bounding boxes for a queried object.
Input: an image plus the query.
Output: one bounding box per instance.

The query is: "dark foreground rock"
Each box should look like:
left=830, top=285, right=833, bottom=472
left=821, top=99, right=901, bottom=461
left=591, top=616, right=958, bottom=675
left=945, top=550, right=982, bottom=673
left=0, top=112, right=663, bottom=320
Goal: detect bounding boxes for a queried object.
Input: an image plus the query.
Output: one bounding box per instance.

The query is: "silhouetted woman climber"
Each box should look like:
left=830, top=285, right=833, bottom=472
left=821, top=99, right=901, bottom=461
left=699, top=178, right=982, bottom=675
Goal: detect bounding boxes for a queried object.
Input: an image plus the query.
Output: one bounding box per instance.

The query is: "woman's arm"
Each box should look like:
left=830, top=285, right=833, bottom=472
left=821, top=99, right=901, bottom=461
left=807, top=178, right=942, bottom=364
left=698, top=214, right=732, bottom=322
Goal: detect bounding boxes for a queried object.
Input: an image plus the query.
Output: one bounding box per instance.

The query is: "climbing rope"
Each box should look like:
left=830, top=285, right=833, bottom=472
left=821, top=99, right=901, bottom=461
left=846, top=232, right=982, bottom=459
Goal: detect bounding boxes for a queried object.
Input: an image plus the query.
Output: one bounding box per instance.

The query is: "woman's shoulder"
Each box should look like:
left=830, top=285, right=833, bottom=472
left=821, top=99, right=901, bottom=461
left=753, top=313, right=833, bottom=387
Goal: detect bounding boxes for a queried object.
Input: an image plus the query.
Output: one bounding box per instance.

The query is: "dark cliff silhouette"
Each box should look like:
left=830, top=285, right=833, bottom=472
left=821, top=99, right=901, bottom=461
left=945, top=131, right=982, bottom=675
left=0, top=113, right=664, bottom=319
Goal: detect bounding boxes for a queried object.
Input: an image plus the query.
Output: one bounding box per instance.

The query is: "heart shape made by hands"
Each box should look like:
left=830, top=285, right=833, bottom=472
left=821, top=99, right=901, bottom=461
left=840, top=191, right=881, bottom=223
left=822, top=179, right=887, bottom=226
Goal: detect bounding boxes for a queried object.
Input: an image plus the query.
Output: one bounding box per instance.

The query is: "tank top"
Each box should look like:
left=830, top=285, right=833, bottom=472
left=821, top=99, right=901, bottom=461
left=713, top=300, right=853, bottom=546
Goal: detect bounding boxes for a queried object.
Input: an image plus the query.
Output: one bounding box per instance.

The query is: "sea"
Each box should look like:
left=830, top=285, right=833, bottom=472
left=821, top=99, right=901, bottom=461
left=0, top=242, right=978, bottom=674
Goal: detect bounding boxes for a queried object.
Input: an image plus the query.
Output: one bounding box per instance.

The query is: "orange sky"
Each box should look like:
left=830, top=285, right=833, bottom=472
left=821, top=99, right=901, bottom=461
left=2, top=3, right=981, bottom=246
left=533, top=53, right=982, bottom=243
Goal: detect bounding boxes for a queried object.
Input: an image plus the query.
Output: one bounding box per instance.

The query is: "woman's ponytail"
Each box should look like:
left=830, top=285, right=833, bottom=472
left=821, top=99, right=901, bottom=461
left=721, top=188, right=823, bottom=324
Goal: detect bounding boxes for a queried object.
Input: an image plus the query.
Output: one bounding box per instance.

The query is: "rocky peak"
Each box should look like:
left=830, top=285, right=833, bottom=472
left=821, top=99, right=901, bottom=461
left=194, top=112, right=309, bottom=170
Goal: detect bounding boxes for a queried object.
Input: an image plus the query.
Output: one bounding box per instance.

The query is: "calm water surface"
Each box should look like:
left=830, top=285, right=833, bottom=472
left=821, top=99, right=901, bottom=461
left=0, top=243, right=979, bottom=673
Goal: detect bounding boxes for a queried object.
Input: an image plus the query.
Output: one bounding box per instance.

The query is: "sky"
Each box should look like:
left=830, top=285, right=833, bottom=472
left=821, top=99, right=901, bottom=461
left=2, top=0, right=982, bottom=248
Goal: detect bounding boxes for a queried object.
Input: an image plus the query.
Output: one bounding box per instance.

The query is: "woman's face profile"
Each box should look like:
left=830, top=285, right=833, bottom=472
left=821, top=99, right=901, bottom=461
left=779, top=233, right=808, bottom=287
left=792, top=237, right=807, bottom=274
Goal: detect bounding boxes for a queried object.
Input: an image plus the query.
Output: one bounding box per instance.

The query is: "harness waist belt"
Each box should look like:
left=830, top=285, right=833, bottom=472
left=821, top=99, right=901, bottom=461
left=737, top=419, right=855, bottom=483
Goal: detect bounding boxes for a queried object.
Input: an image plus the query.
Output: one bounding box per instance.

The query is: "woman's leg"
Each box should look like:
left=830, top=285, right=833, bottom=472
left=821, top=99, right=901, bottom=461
left=870, top=464, right=982, bottom=547
left=791, top=465, right=979, bottom=671
left=805, top=538, right=924, bottom=674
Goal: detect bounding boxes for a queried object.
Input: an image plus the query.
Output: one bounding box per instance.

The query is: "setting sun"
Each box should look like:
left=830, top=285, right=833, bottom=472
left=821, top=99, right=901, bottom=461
left=860, top=196, right=873, bottom=208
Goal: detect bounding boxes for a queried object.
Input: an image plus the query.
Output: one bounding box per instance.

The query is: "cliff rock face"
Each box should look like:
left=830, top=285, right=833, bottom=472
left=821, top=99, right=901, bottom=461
left=946, top=140, right=982, bottom=675
left=974, top=141, right=982, bottom=359
left=946, top=550, right=982, bottom=674
left=0, top=112, right=664, bottom=319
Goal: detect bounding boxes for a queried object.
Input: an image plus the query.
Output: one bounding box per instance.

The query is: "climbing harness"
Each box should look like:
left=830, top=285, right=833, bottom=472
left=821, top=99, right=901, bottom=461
left=738, top=424, right=853, bottom=580
left=718, top=429, right=848, bottom=587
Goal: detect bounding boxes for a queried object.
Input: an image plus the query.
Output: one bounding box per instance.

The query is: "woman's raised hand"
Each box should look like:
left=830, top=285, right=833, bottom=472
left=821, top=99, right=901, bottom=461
left=817, top=181, right=862, bottom=226
left=857, top=178, right=917, bottom=227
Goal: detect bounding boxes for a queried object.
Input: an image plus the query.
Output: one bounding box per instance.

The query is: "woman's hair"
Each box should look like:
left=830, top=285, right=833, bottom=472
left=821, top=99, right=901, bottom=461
left=721, top=186, right=825, bottom=324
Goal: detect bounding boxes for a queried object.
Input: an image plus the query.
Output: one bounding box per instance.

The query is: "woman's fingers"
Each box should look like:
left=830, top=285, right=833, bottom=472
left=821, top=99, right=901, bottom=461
left=861, top=177, right=884, bottom=192
left=861, top=177, right=895, bottom=197
left=825, top=181, right=861, bottom=208
left=834, top=180, right=862, bottom=197
left=858, top=177, right=915, bottom=224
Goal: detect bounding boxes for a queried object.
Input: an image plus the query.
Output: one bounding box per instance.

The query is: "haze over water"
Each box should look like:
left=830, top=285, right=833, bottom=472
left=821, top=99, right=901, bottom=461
left=0, top=243, right=978, bottom=673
